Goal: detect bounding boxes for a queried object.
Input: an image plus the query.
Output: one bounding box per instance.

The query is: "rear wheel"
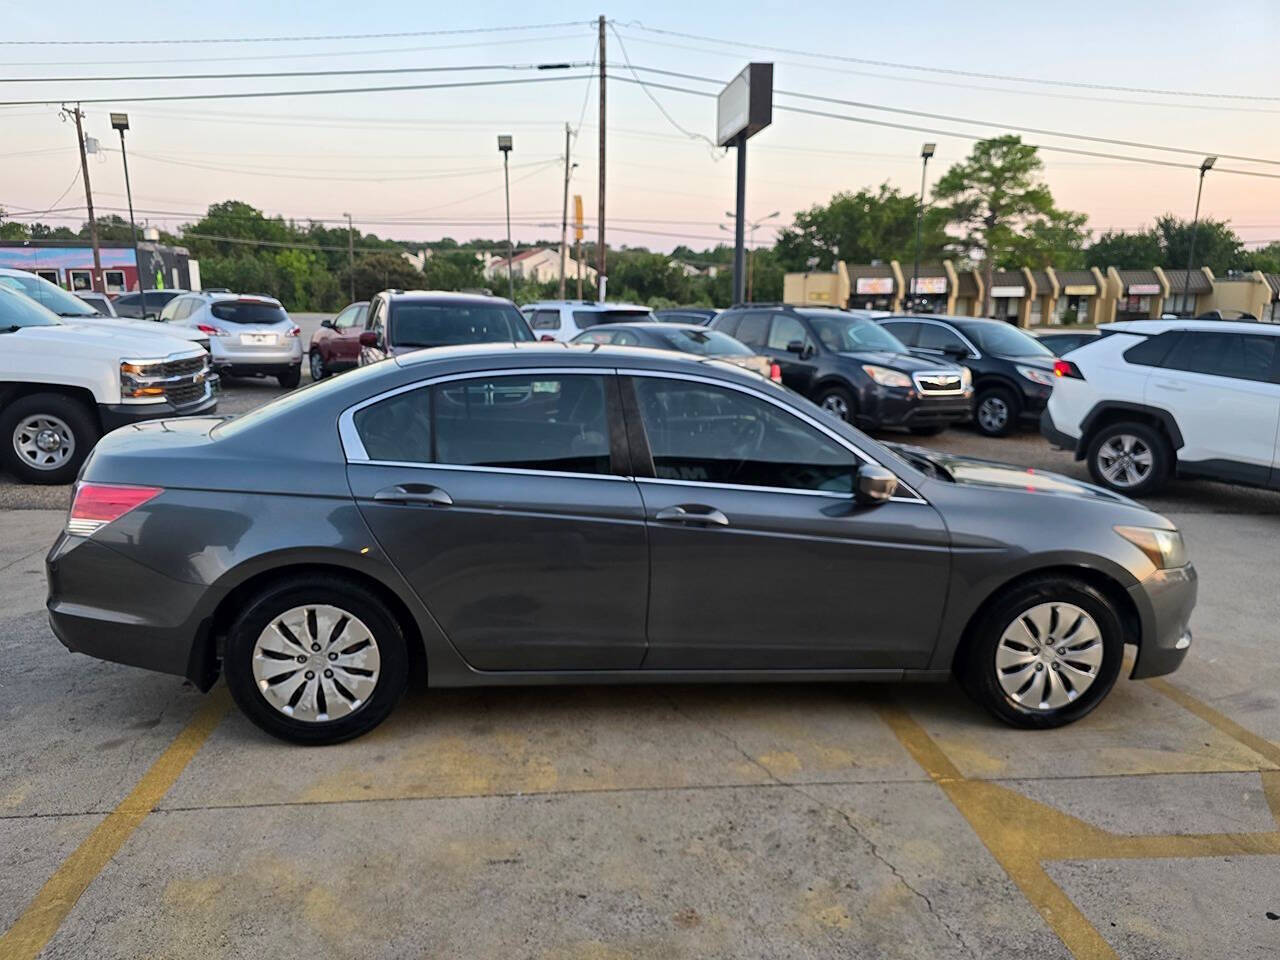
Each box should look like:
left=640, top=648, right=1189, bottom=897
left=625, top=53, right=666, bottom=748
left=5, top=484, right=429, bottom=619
left=223, top=576, right=409, bottom=745
left=277, top=364, right=302, bottom=389
left=309, top=350, right=328, bottom=382
left=974, top=386, right=1020, bottom=437
left=0, top=392, right=100, bottom=485
left=956, top=576, right=1124, bottom=729
left=815, top=385, right=856, bottom=424
left=1086, top=421, right=1169, bottom=496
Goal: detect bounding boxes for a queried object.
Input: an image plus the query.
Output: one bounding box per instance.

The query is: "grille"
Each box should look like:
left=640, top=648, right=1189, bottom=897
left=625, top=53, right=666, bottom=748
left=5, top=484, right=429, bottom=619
left=914, top=372, right=964, bottom=394
left=163, top=355, right=207, bottom=379
left=166, top=381, right=208, bottom=407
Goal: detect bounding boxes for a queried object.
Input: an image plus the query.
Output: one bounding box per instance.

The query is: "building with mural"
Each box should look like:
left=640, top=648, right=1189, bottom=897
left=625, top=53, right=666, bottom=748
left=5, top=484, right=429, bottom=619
left=0, top=240, right=198, bottom=294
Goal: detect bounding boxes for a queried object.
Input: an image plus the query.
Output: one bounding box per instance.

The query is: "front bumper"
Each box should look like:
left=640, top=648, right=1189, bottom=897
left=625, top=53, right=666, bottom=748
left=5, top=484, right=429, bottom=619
left=1128, top=563, right=1198, bottom=679
left=1019, top=384, right=1052, bottom=418
left=859, top=385, right=973, bottom=429
left=1039, top=409, right=1079, bottom=453
left=98, top=380, right=219, bottom=432
left=46, top=534, right=217, bottom=687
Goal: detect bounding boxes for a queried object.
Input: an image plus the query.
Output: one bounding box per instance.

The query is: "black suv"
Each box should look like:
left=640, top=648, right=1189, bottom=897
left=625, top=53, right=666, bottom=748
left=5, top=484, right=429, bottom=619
left=877, top=315, right=1056, bottom=437
left=358, top=290, right=533, bottom=364
left=711, top=305, right=972, bottom=433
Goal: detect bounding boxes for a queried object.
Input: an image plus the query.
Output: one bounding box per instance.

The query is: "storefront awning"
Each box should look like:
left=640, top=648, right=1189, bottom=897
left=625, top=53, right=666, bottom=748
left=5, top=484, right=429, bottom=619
left=1162, top=269, right=1212, bottom=295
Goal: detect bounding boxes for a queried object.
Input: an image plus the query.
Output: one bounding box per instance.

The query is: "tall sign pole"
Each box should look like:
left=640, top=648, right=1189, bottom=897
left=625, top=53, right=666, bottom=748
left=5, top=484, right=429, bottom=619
left=716, top=64, right=773, bottom=307
left=110, top=114, right=145, bottom=314
left=596, top=15, right=607, bottom=301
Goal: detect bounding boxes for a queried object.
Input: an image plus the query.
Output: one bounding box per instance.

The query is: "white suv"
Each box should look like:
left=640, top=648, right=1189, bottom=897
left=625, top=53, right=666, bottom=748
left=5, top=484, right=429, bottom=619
left=520, top=300, right=653, bottom=342
left=1042, top=319, right=1280, bottom=495
left=161, top=292, right=303, bottom=387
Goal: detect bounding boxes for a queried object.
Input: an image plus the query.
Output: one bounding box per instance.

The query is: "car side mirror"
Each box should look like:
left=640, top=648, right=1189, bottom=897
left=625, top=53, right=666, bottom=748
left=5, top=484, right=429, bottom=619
left=786, top=339, right=806, bottom=355
left=359, top=330, right=379, bottom=348
left=855, top=463, right=898, bottom=505
left=321, top=319, right=335, bottom=329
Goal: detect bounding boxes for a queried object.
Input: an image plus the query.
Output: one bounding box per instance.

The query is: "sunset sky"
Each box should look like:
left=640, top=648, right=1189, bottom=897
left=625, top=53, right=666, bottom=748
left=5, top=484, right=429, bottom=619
left=3, top=0, right=1279, bottom=255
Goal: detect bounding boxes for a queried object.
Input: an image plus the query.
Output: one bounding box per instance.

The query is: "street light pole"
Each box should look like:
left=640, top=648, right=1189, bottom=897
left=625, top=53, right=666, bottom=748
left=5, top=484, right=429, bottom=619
left=911, top=142, right=936, bottom=314
left=109, top=113, right=146, bottom=317
left=1182, top=156, right=1216, bottom=317
left=723, top=210, right=779, bottom=303
left=498, top=135, right=514, bottom=300
left=343, top=212, right=354, bottom=303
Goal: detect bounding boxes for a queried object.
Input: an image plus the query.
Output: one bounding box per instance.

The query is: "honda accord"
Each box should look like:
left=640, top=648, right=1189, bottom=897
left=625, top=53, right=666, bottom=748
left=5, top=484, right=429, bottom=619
left=46, top=343, right=1197, bottom=744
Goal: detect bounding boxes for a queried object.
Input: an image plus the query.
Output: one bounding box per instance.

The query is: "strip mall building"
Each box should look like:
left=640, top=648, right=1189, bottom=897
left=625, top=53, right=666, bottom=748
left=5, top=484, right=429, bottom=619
left=784, top=260, right=1280, bottom=325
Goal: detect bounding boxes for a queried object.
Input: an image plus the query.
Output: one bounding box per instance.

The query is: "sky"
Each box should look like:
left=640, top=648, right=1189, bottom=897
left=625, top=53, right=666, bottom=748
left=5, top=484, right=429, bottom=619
left=2, top=1, right=1278, bottom=256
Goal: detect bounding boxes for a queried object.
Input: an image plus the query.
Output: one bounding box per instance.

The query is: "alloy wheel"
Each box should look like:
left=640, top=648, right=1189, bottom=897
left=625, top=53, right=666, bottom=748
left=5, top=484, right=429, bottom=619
left=12, top=414, right=75, bottom=472
left=820, top=394, right=850, bottom=420
left=251, top=604, right=381, bottom=722
left=1096, top=434, right=1153, bottom=489
left=995, top=601, right=1103, bottom=711
left=977, top=396, right=1009, bottom=433
left=309, top=351, right=325, bottom=381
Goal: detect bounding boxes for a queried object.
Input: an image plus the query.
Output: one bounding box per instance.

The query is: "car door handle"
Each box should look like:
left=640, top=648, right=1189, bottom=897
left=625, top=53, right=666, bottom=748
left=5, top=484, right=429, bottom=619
left=372, top=483, right=453, bottom=506
left=653, top=504, right=730, bottom=526
left=1153, top=380, right=1187, bottom=392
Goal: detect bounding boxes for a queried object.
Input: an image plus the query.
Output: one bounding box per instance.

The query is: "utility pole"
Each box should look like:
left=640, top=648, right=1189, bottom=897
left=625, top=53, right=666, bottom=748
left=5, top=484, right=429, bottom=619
left=498, top=135, right=514, bottom=300
left=109, top=113, right=144, bottom=315
left=559, top=122, right=571, bottom=299
left=910, top=143, right=936, bottom=313
left=596, top=14, right=607, bottom=302
left=1183, top=156, right=1216, bottom=316
left=64, top=104, right=102, bottom=292
left=343, top=212, right=355, bottom=303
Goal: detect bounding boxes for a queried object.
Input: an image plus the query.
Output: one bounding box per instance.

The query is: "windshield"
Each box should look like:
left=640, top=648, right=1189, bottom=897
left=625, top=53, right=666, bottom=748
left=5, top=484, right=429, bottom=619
left=0, top=272, right=97, bottom=317
left=657, top=328, right=753, bottom=356
left=389, top=303, right=533, bottom=347
left=210, top=300, right=289, bottom=325
left=0, top=286, right=62, bottom=329
left=807, top=315, right=909, bottom=354
left=969, top=322, right=1052, bottom=357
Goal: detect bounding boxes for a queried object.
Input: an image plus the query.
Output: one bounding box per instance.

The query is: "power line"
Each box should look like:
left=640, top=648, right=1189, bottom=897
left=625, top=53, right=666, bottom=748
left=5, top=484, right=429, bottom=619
left=0, top=21, right=593, bottom=47
left=606, top=22, right=719, bottom=154
left=604, top=74, right=1280, bottom=181
left=617, top=21, right=1280, bottom=103
left=0, top=72, right=593, bottom=107
left=626, top=65, right=1280, bottom=167
left=1, top=61, right=591, bottom=84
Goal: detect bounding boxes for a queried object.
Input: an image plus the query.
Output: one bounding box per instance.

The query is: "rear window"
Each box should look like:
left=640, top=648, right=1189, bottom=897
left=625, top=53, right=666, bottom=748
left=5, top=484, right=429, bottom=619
left=389, top=302, right=533, bottom=348
left=572, top=308, right=652, bottom=329
left=658, top=329, right=753, bottom=356
left=210, top=300, right=288, bottom=325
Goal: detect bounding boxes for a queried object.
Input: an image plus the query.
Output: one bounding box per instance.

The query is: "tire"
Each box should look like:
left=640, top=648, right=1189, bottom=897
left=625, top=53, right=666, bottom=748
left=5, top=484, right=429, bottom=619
left=0, top=392, right=100, bottom=485
left=956, top=575, right=1125, bottom=729
left=974, top=385, right=1020, bottom=437
left=277, top=364, right=302, bottom=389
left=1086, top=421, right=1170, bottom=497
left=223, top=575, right=410, bottom=745
left=309, top=349, right=328, bottom=382
left=815, top=385, right=857, bottom=424
left=909, top=425, right=946, bottom=436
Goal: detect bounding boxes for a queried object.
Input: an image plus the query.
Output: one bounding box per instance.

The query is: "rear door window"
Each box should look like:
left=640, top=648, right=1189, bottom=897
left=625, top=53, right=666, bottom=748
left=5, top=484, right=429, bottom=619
left=1161, top=332, right=1279, bottom=383
left=882, top=320, right=921, bottom=346
left=733, top=312, right=770, bottom=350
left=917, top=324, right=969, bottom=354
left=1123, top=331, right=1181, bottom=367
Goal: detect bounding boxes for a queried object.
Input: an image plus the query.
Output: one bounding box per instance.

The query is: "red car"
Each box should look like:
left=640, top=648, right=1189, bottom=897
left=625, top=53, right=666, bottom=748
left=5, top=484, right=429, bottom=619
left=308, top=300, right=368, bottom=380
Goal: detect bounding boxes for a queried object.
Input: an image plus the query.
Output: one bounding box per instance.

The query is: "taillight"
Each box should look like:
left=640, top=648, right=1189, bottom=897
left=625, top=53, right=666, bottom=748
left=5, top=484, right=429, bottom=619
left=1053, top=359, right=1084, bottom=379
left=67, top=482, right=163, bottom=536
left=769, top=362, right=782, bottom=383
left=196, top=324, right=228, bottom=337
left=286, top=325, right=301, bottom=338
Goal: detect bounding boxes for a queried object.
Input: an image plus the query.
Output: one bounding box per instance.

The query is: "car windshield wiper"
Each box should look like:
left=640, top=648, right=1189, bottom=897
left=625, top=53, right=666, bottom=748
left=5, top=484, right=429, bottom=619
left=0, top=324, right=22, bottom=334
left=891, top=446, right=954, bottom=482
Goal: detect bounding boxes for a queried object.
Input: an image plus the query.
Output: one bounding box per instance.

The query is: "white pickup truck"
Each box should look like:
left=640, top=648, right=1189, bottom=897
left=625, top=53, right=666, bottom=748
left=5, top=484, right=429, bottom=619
left=0, top=285, right=216, bottom=484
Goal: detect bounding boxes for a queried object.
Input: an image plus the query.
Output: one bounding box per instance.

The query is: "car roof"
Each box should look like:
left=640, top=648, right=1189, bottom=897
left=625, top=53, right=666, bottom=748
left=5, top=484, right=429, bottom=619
left=1034, top=329, right=1098, bottom=337
left=1105, top=319, right=1279, bottom=336
left=387, top=289, right=512, bottom=304
left=581, top=322, right=706, bottom=333
left=882, top=313, right=1002, bottom=327
left=202, top=291, right=283, bottom=305
left=522, top=300, right=651, bottom=311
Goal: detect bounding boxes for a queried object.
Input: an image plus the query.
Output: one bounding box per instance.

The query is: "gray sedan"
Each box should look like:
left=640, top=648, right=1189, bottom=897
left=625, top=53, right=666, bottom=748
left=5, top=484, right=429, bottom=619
left=46, top=344, right=1196, bottom=744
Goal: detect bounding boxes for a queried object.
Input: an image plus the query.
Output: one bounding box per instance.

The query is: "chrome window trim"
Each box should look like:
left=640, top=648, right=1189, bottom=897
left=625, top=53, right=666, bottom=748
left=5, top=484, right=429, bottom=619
left=338, top=364, right=927, bottom=503
left=886, top=317, right=981, bottom=360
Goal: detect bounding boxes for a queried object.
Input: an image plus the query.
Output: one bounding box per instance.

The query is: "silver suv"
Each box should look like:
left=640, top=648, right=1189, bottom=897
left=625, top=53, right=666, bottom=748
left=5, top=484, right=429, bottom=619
left=161, top=292, right=303, bottom=387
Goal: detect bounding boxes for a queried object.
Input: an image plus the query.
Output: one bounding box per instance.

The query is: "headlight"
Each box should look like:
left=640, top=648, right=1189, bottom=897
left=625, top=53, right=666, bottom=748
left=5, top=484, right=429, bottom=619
left=120, top=359, right=167, bottom=399
left=960, top=366, right=972, bottom=388
left=862, top=365, right=912, bottom=388
left=1115, top=525, right=1187, bottom=569
left=1016, top=364, right=1055, bottom=387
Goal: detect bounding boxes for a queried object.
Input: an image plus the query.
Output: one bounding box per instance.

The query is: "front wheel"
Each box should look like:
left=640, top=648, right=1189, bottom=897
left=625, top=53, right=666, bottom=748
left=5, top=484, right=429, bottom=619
left=223, top=576, right=410, bottom=744
left=956, top=576, right=1124, bottom=729
left=974, top=386, right=1020, bottom=437
left=277, top=364, right=302, bottom=389
left=0, top=392, right=100, bottom=485
left=309, top=350, right=328, bottom=382
left=1086, top=421, right=1170, bottom=496
left=815, top=385, right=856, bottom=424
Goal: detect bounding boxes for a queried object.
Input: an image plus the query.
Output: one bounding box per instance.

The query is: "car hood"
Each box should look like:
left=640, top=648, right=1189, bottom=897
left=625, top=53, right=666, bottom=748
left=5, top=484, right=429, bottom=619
left=12, top=322, right=206, bottom=358
left=836, top=350, right=963, bottom=372
left=885, top=443, right=1137, bottom=505
left=991, top=352, right=1055, bottom=369
left=64, top=314, right=206, bottom=343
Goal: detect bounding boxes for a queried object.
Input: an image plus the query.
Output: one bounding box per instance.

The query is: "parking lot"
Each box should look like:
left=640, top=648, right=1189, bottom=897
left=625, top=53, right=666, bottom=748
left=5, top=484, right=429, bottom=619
left=3, top=364, right=1280, bottom=959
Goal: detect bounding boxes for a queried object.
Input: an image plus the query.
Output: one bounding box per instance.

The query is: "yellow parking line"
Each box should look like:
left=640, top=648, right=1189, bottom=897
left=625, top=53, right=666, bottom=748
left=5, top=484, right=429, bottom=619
left=0, top=688, right=229, bottom=960
left=1146, top=677, right=1280, bottom=768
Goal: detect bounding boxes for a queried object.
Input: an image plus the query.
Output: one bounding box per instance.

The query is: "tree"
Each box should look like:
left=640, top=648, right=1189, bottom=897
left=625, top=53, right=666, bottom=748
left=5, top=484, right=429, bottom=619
left=78, top=215, right=136, bottom=245
left=1085, top=229, right=1163, bottom=270
left=1243, top=242, right=1280, bottom=274
left=933, top=135, right=1087, bottom=313
left=339, top=252, right=423, bottom=302
left=1000, top=210, right=1090, bottom=269
left=774, top=184, right=949, bottom=272
left=1153, top=216, right=1244, bottom=275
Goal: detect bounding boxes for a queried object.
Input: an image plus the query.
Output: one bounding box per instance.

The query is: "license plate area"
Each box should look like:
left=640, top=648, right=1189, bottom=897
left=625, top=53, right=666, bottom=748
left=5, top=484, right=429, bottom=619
left=240, top=332, right=278, bottom=345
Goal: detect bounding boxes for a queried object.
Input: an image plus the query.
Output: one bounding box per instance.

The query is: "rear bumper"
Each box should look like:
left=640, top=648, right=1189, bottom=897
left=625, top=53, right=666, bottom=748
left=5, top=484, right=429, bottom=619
left=1128, top=563, right=1198, bottom=680
left=210, top=338, right=303, bottom=368
left=98, top=382, right=218, bottom=432
left=46, top=534, right=217, bottom=688
left=1040, top=409, right=1079, bottom=453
